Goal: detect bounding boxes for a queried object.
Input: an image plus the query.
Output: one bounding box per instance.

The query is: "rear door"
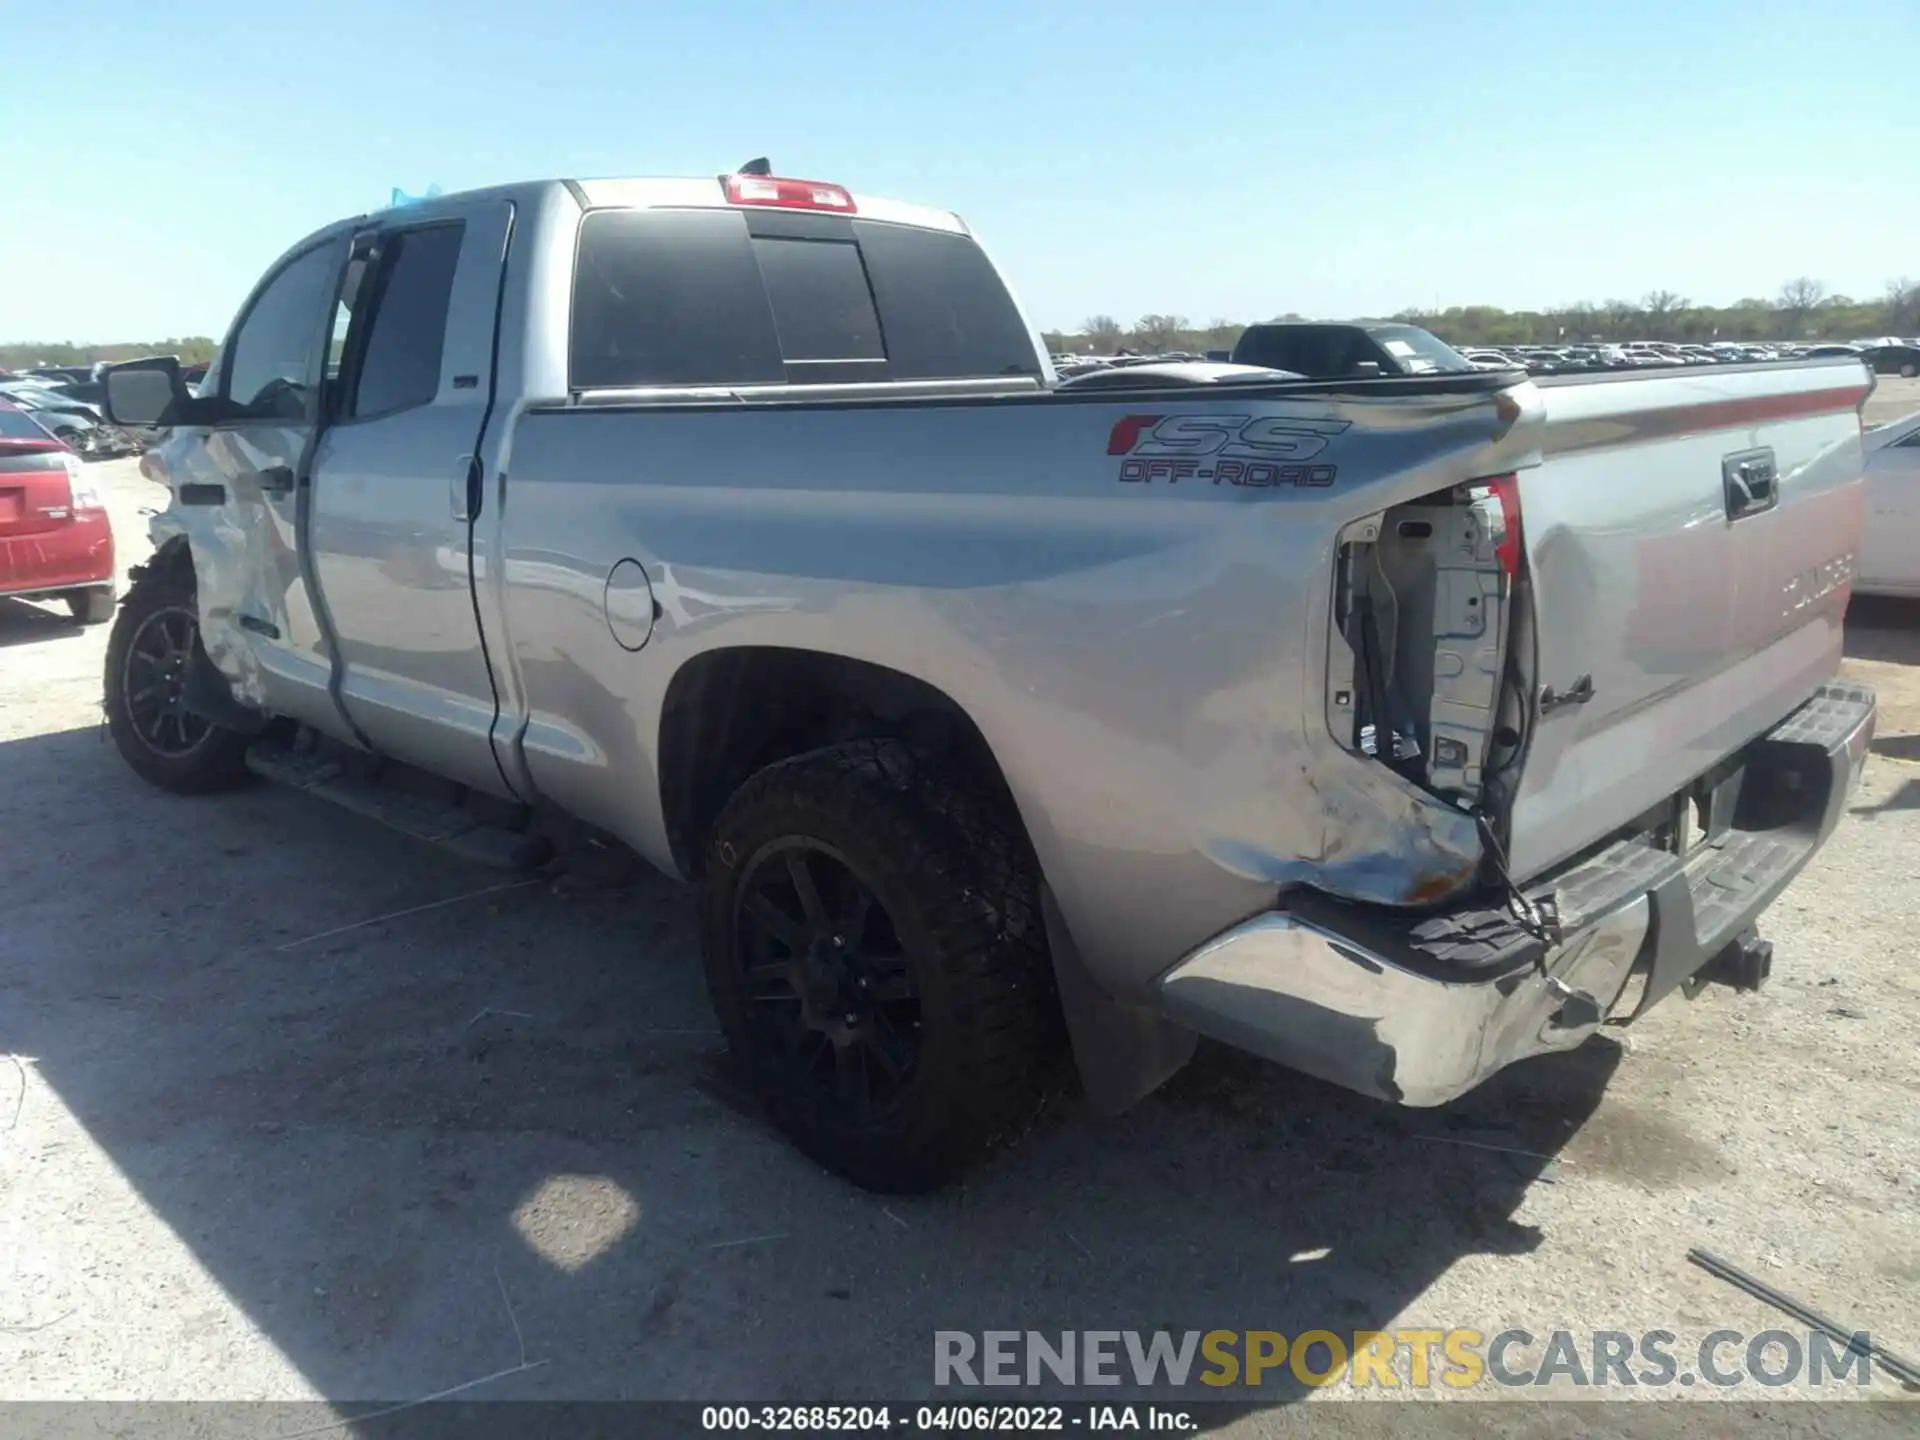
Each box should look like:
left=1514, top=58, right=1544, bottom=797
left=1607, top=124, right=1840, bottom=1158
left=307, top=199, right=516, bottom=797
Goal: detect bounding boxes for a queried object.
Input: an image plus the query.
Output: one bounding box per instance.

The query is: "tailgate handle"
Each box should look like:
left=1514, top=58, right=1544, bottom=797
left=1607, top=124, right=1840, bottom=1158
left=1723, top=448, right=1778, bottom=520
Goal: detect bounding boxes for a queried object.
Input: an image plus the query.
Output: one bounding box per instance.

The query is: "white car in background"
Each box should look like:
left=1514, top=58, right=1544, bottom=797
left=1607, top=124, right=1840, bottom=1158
left=1856, top=410, right=1920, bottom=599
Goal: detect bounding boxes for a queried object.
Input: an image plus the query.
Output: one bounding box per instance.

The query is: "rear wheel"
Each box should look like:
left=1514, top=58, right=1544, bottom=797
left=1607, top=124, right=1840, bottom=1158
left=103, top=568, right=253, bottom=793
left=65, top=585, right=115, bottom=625
left=1901, top=361, right=1917, bottom=379
left=701, top=740, right=1061, bottom=1192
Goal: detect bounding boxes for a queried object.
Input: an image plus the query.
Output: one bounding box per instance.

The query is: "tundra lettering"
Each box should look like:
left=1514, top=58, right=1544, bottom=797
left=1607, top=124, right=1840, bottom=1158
left=1781, top=552, right=1855, bottom=618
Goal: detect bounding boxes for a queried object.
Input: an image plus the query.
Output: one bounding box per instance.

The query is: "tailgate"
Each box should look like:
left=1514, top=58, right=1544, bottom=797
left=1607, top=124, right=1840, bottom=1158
left=1503, top=362, right=1871, bottom=880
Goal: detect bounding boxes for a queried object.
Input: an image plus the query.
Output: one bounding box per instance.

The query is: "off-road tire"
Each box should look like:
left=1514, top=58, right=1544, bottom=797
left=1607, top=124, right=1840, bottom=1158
left=66, top=585, right=116, bottom=625
left=701, top=739, right=1062, bottom=1193
left=104, top=568, right=254, bottom=794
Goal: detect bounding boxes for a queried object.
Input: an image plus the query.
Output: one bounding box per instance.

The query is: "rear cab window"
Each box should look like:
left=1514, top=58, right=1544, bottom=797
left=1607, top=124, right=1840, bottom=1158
left=1360, top=325, right=1473, bottom=375
left=344, top=223, right=464, bottom=418
left=0, top=405, right=52, bottom=442
left=750, top=235, right=885, bottom=368
left=1233, top=323, right=1473, bottom=377
left=568, top=207, right=1041, bottom=390
left=1232, top=325, right=1373, bottom=377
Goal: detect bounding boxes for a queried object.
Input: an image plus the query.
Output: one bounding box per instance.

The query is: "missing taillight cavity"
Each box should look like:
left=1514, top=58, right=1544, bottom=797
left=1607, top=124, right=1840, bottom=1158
left=1329, top=483, right=1520, bottom=809
left=722, top=174, right=857, bottom=213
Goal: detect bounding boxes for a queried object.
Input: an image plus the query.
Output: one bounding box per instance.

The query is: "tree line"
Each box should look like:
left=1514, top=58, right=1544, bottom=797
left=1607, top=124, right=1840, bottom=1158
left=9, top=275, right=1916, bottom=370
left=1, top=337, right=220, bottom=371
left=1045, top=278, right=1920, bottom=355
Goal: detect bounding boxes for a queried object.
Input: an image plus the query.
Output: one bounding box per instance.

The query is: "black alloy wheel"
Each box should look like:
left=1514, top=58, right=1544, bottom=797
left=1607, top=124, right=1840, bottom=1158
left=700, top=740, right=1062, bottom=1192
left=121, top=604, right=213, bottom=758
left=735, top=838, right=921, bottom=1114
left=103, top=565, right=254, bottom=793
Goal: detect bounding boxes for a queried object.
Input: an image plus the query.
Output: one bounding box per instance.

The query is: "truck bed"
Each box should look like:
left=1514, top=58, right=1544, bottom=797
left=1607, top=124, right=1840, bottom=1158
left=485, top=357, right=1870, bottom=998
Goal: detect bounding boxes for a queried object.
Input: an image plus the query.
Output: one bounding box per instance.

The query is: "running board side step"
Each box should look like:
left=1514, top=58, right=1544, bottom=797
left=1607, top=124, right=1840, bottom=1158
left=245, top=742, right=552, bottom=872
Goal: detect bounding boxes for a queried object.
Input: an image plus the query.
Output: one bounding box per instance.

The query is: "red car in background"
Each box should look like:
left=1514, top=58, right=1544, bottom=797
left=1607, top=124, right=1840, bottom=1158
left=0, top=400, right=115, bottom=623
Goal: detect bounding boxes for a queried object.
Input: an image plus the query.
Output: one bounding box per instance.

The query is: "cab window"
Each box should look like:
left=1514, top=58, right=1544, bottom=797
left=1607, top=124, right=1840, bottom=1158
left=343, top=224, right=465, bottom=418
left=223, top=244, right=339, bottom=421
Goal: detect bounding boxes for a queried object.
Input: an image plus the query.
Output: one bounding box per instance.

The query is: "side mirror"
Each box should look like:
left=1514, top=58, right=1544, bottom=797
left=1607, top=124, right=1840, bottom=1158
left=103, top=356, right=192, bottom=428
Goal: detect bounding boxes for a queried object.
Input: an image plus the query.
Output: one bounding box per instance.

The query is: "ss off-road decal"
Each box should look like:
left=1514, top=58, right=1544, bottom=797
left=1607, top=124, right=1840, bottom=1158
left=1107, top=413, right=1352, bottom=488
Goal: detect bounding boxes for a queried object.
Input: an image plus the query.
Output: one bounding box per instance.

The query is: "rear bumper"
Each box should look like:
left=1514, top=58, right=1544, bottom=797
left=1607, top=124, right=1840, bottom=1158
left=1154, top=680, right=1876, bottom=1107
left=0, top=511, right=115, bottom=598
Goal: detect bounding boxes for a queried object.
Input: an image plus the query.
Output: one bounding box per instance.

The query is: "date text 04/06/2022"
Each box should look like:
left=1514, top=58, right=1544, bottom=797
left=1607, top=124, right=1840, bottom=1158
left=699, top=1404, right=1196, bottom=1433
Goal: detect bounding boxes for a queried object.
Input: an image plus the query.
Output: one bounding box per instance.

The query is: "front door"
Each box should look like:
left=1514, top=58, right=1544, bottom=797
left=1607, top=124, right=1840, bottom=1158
left=180, top=234, right=352, bottom=729
left=306, top=199, right=517, bottom=797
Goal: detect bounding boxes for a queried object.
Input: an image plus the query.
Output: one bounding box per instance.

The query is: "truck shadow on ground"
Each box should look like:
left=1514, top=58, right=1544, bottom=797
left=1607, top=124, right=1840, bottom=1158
left=3, top=723, right=1623, bottom=1414
left=0, top=596, right=89, bottom=649
left=1844, top=596, right=1920, bottom=663
left=1844, top=598, right=1920, bottom=813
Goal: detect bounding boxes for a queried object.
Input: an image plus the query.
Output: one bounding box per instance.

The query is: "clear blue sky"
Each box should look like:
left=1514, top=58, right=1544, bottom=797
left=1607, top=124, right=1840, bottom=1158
left=3, top=0, right=1910, bottom=343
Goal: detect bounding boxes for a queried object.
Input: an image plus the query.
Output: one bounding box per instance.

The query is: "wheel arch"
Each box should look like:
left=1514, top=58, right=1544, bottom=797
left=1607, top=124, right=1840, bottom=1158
left=656, top=645, right=1027, bottom=883
left=655, top=644, right=1199, bottom=1116
left=131, top=534, right=196, bottom=590
left=101, top=546, right=258, bottom=793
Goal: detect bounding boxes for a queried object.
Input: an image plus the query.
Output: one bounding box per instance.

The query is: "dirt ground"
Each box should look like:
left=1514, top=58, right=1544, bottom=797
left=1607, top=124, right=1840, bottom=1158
left=1863, top=373, right=1920, bottom=429
left=2, top=389, right=1918, bottom=1429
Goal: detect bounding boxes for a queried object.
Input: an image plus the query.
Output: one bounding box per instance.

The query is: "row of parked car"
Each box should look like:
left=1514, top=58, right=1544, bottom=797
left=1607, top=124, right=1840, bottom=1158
left=1046, top=326, right=1918, bottom=603
left=1454, top=338, right=1920, bottom=377
left=1052, top=334, right=1920, bottom=381
left=0, top=392, right=120, bottom=623
left=0, top=362, right=182, bottom=459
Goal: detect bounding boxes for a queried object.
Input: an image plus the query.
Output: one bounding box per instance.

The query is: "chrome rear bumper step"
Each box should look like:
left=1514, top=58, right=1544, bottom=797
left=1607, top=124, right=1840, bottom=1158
left=1154, top=681, right=1876, bottom=1108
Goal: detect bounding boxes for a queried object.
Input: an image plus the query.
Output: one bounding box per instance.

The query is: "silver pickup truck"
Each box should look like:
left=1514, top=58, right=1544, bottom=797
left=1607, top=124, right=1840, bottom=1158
left=101, top=169, right=1877, bottom=1193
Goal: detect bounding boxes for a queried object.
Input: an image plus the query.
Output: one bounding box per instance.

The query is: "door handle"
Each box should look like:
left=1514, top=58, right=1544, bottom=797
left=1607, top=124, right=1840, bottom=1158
left=177, top=482, right=227, bottom=506
left=1722, top=448, right=1778, bottom=521
left=451, top=454, right=482, bottom=522
left=258, top=465, right=295, bottom=497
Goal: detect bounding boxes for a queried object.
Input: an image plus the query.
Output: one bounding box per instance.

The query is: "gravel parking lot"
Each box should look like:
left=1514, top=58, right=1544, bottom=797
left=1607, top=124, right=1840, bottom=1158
left=1864, top=374, right=1920, bottom=429
left=4, top=381, right=1918, bottom=1428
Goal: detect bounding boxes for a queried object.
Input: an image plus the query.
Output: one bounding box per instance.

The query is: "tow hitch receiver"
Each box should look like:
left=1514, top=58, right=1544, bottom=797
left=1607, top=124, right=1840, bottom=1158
left=1686, top=926, right=1774, bottom=997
